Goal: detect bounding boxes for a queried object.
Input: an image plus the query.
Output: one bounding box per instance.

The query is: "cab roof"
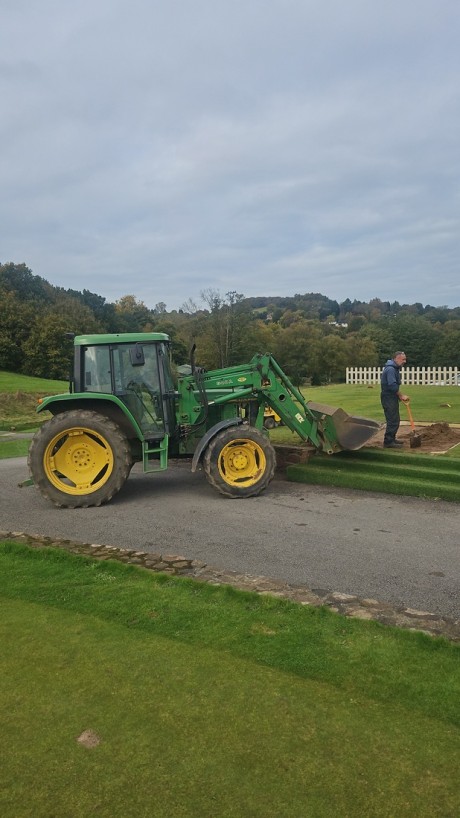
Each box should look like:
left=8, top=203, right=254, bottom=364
left=74, top=332, right=170, bottom=346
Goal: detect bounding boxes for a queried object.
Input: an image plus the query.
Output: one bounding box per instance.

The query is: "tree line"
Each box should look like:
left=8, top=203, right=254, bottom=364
left=1, top=262, right=460, bottom=385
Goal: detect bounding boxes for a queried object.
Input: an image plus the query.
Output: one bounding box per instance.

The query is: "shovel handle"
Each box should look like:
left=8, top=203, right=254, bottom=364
left=405, top=401, right=415, bottom=430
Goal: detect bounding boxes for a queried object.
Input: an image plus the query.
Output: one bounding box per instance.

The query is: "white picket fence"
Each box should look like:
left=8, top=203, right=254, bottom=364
left=346, top=366, right=460, bottom=386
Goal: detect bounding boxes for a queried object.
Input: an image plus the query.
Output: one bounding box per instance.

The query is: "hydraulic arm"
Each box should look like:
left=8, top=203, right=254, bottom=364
left=177, top=353, right=380, bottom=454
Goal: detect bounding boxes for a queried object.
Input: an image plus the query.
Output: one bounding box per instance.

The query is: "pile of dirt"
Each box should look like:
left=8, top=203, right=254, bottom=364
left=403, top=422, right=460, bottom=451
left=373, top=422, right=460, bottom=453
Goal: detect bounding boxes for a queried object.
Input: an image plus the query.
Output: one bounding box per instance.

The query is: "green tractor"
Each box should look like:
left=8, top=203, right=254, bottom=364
left=28, top=332, right=381, bottom=507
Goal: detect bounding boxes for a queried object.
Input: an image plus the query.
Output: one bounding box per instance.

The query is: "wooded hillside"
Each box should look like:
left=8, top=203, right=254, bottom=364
left=1, top=262, right=460, bottom=384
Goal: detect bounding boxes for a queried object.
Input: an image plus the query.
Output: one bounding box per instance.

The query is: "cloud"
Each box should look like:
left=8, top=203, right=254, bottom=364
left=1, top=0, right=459, bottom=309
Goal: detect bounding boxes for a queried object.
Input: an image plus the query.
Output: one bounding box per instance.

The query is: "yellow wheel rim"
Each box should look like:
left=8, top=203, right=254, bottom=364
left=43, top=427, right=114, bottom=495
left=218, top=438, right=266, bottom=487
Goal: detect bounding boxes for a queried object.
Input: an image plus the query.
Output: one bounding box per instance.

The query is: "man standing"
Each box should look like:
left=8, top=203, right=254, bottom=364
left=380, top=352, right=409, bottom=448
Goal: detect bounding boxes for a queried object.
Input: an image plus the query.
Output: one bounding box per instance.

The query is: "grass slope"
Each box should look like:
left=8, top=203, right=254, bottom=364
left=0, top=371, right=67, bottom=430
left=0, top=371, right=67, bottom=393
left=287, top=448, right=460, bottom=502
left=1, top=542, right=459, bottom=818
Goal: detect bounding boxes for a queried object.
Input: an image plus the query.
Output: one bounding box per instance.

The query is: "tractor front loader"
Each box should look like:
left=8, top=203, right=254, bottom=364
left=28, top=332, right=381, bottom=508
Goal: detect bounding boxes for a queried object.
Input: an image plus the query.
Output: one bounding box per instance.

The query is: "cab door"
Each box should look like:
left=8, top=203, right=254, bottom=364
left=112, top=343, right=165, bottom=438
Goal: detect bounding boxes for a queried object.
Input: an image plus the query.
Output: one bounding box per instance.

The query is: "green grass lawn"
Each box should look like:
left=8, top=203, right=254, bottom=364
left=304, top=383, right=460, bottom=423
left=0, top=438, right=30, bottom=459
left=443, top=443, right=460, bottom=458
left=1, top=542, right=459, bottom=818
left=0, top=371, right=67, bottom=431
left=0, top=371, right=67, bottom=393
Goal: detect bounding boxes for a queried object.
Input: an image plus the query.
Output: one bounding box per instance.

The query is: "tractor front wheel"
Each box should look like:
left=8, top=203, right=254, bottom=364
left=28, top=410, right=132, bottom=508
left=203, top=426, right=276, bottom=498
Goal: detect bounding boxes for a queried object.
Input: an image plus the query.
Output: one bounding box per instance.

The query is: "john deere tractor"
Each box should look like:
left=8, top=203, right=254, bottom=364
left=28, top=332, right=380, bottom=507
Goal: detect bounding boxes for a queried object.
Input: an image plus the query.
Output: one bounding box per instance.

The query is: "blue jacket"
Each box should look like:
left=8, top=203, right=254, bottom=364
left=381, top=359, right=402, bottom=395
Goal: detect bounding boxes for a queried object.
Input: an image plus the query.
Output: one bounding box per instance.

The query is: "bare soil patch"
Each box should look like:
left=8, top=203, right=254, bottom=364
left=370, top=422, right=460, bottom=453
left=77, top=729, right=101, bottom=748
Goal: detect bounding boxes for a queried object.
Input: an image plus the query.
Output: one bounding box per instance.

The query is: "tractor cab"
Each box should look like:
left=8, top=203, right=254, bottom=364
left=73, top=333, right=176, bottom=439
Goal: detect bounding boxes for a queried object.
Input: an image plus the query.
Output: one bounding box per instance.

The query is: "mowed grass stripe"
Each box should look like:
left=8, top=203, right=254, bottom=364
left=289, top=466, right=459, bottom=497
left=335, top=448, right=460, bottom=470
left=305, top=453, right=459, bottom=480
left=286, top=454, right=460, bottom=502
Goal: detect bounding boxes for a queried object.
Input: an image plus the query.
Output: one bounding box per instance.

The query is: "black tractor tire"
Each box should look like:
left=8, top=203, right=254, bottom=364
left=203, top=426, right=276, bottom=498
left=263, top=415, right=276, bottom=430
left=28, top=410, right=132, bottom=508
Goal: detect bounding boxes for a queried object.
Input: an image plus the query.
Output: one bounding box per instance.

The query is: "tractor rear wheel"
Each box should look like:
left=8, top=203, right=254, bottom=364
left=203, top=426, right=276, bottom=498
left=28, top=410, right=132, bottom=508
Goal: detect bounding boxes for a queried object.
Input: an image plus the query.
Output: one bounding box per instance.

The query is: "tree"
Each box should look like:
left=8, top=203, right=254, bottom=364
left=114, top=295, right=154, bottom=332
left=279, top=309, right=305, bottom=328
left=346, top=315, right=366, bottom=332
left=317, top=335, right=349, bottom=383
left=358, top=322, right=395, bottom=364
left=344, top=334, right=378, bottom=368
left=152, top=319, right=189, bottom=364
left=388, top=314, right=441, bottom=367
left=0, top=262, right=51, bottom=303
left=0, top=290, right=36, bottom=371
left=273, top=320, right=323, bottom=385
left=63, top=288, right=117, bottom=331
left=199, top=289, right=251, bottom=368
left=243, top=319, right=280, bottom=360
left=22, top=300, right=101, bottom=378
left=22, top=313, right=75, bottom=379
left=430, top=322, right=460, bottom=365
left=296, top=293, right=339, bottom=320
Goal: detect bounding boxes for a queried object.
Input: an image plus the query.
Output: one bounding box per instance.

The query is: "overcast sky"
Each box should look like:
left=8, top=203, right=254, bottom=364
left=1, top=0, right=459, bottom=311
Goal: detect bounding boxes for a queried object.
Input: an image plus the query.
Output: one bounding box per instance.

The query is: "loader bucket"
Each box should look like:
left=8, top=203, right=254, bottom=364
left=307, top=402, right=382, bottom=451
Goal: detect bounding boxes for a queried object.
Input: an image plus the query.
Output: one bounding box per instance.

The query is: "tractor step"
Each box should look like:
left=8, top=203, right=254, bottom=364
left=142, top=435, right=169, bottom=473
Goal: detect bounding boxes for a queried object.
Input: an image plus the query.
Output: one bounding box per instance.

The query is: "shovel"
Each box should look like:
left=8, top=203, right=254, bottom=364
left=405, top=401, right=422, bottom=448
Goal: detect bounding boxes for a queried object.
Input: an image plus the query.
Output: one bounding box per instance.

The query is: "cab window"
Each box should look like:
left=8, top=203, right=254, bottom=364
left=83, top=346, right=112, bottom=392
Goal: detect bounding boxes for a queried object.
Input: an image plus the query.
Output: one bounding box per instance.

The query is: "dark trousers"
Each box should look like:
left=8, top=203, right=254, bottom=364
left=381, top=393, right=400, bottom=445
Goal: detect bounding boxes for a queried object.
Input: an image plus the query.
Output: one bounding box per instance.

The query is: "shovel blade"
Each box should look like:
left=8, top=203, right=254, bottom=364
left=409, top=433, right=422, bottom=448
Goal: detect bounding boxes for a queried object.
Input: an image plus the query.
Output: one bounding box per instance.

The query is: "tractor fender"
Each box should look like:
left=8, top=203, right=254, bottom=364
left=191, top=417, right=244, bottom=473
left=36, top=393, right=145, bottom=441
